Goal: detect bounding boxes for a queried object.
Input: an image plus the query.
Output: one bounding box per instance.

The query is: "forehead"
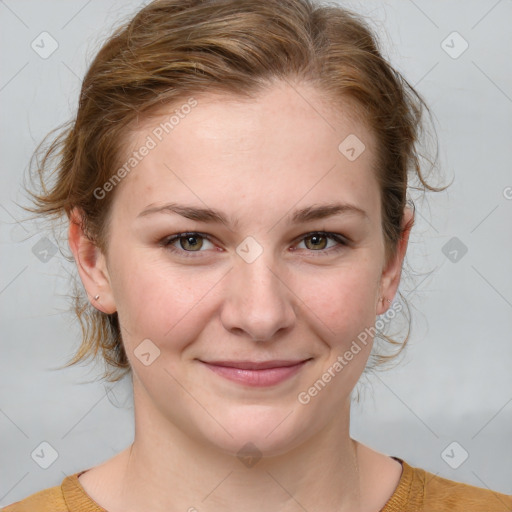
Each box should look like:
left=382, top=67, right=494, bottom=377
left=112, top=82, right=380, bottom=225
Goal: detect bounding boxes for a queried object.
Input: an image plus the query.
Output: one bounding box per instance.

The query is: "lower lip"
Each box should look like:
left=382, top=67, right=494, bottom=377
left=201, top=361, right=308, bottom=387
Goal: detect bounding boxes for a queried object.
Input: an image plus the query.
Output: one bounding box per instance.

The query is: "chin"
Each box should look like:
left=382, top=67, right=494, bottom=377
left=196, top=403, right=320, bottom=459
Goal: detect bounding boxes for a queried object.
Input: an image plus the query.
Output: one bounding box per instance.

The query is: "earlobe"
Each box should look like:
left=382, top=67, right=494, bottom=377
left=68, top=208, right=117, bottom=314
left=376, top=206, right=414, bottom=316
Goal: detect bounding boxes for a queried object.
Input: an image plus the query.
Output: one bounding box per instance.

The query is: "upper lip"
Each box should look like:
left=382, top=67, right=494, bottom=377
left=200, top=359, right=311, bottom=370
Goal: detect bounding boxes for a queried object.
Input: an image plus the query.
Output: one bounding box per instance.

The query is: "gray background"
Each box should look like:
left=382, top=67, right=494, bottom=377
left=1, top=0, right=511, bottom=506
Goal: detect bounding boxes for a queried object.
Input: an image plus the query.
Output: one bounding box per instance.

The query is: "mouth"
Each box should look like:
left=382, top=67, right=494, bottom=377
left=198, top=359, right=312, bottom=387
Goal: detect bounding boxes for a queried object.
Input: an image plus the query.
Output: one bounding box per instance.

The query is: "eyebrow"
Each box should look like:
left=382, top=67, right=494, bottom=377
left=137, top=201, right=368, bottom=228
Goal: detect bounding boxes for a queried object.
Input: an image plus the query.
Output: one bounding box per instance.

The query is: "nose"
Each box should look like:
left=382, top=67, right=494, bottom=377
left=220, top=254, right=296, bottom=342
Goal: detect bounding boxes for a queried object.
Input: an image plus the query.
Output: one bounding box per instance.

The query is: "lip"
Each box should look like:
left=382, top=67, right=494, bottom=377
left=199, top=359, right=311, bottom=387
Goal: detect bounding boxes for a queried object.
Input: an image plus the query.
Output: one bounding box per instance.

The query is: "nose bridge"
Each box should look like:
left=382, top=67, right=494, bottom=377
left=221, top=244, right=295, bottom=341
left=234, top=233, right=281, bottom=293
left=240, top=251, right=281, bottom=300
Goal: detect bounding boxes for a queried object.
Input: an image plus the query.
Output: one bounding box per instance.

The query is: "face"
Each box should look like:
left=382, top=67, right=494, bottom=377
left=72, top=81, right=408, bottom=457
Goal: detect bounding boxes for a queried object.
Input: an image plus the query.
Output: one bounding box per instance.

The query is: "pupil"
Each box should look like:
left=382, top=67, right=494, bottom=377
left=183, top=235, right=201, bottom=250
left=308, top=235, right=326, bottom=249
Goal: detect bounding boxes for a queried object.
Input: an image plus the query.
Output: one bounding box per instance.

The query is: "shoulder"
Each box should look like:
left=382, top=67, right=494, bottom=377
left=404, top=460, right=512, bottom=511
left=1, top=482, right=68, bottom=512
left=423, top=471, right=512, bottom=511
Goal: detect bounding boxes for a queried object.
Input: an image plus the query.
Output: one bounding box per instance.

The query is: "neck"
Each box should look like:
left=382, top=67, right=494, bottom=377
left=109, top=387, right=363, bottom=512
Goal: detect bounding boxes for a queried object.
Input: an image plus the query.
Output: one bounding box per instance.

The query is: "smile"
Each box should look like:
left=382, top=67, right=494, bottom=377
left=199, top=359, right=312, bottom=387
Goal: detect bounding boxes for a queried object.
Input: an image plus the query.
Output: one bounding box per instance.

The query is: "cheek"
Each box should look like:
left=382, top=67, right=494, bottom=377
left=294, top=263, right=380, bottom=339
left=109, top=252, right=226, bottom=347
left=108, top=237, right=382, bottom=360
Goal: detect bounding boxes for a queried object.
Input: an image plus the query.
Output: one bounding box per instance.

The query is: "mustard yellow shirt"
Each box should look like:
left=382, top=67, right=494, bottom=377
left=3, top=458, right=512, bottom=511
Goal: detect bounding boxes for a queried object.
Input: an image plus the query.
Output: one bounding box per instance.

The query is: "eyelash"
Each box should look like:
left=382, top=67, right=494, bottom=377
left=159, top=231, right=349, bottom=258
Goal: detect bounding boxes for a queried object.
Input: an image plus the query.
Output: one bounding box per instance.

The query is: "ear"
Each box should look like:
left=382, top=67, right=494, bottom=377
left=68, top=208, right=117, bottom=314
left=376, top=205, right=414, bottom=315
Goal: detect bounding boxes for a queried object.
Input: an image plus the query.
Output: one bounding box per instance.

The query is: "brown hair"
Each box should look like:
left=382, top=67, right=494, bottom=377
left=25, top=0, right=443, bottom=381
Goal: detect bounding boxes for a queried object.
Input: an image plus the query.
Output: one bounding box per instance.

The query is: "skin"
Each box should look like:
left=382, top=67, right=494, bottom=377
left=69, top=81, right=413, bottom=512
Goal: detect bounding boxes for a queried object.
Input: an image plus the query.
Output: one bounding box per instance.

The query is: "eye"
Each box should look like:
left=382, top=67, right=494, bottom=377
left=294, top=232, right=348, bottom=254
left=160, top=231, right=348, bottom=258
left=161, top=232, right=215, bottom=256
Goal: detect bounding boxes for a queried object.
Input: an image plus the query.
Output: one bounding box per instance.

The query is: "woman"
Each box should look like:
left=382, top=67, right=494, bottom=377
left=5, top=0, right=511, bottom=510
